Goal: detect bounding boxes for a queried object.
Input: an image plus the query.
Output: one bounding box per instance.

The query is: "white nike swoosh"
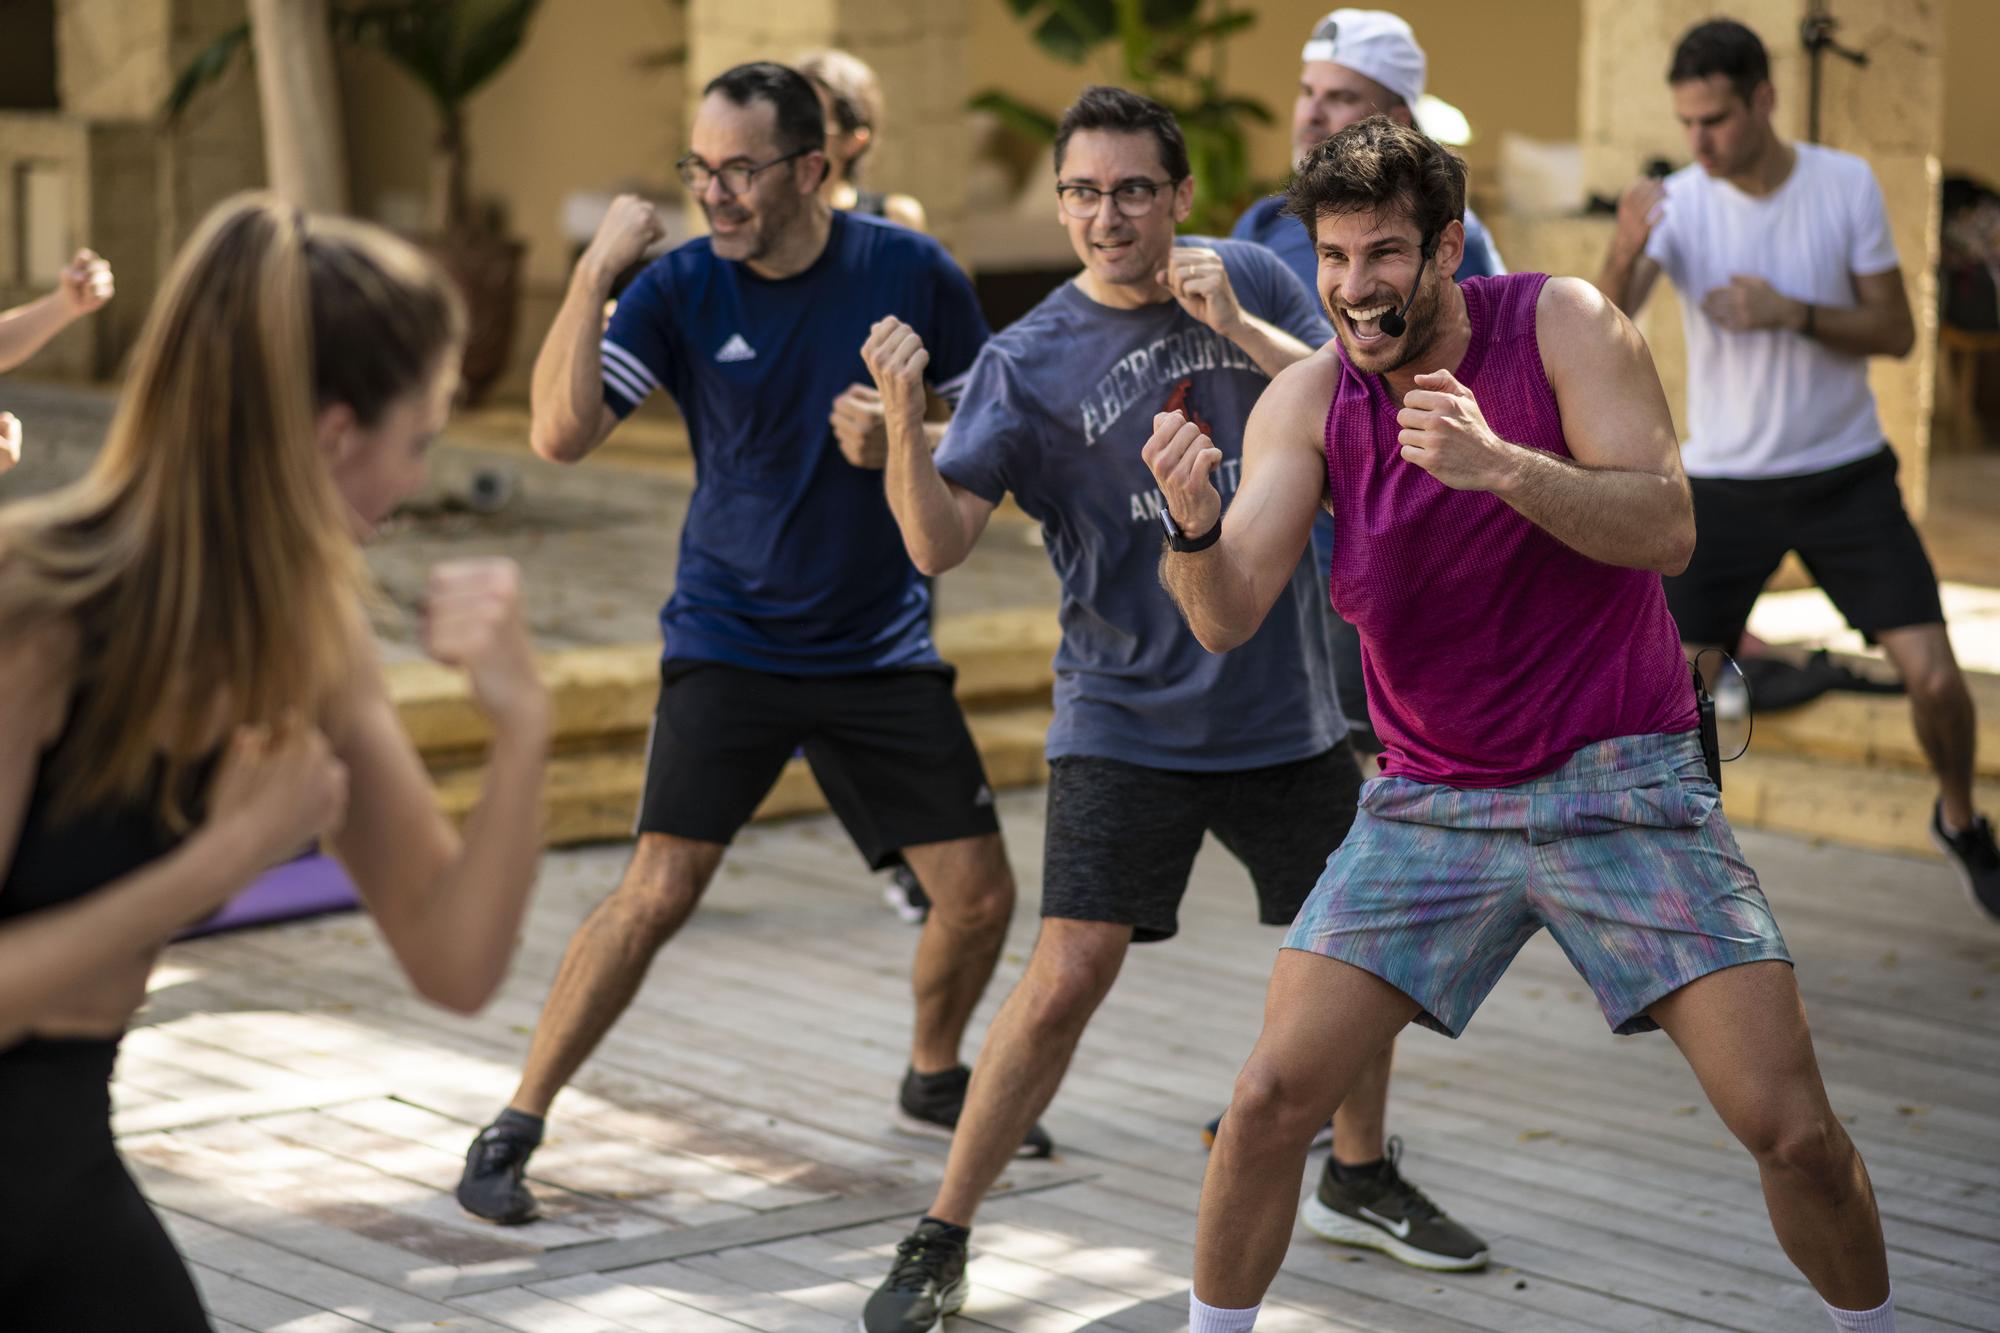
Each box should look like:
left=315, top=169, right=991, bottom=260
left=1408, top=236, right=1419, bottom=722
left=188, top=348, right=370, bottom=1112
left=1358, top=1206, right=1412, bottom=1239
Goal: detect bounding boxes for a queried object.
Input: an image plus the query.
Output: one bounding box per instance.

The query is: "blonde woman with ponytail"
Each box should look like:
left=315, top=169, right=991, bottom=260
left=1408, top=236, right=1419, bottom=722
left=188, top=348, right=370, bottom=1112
left=0, top=195, right=549, bottom=1328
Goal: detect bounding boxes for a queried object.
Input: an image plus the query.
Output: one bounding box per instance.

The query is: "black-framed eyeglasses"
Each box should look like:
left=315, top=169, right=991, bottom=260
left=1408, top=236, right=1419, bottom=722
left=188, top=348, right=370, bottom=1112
left=677, top=147, right=814, bottom=196
left=1056, top=178, right=1183, bottom=220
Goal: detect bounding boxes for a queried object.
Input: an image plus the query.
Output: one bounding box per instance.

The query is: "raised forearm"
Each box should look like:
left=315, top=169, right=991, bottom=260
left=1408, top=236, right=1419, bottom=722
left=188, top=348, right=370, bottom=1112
left=1158, top=540, right=1268, bottom=654
left=1499, top=446, right=1693, bottom=574
left=530, top=264, right=615, bottom=462
left=1595, top=243, right=1646, bottom=317
left=0, top=294, right=76, bottom=374
left=1220, top=312, right=1317, bottom=378
left=884, top=409, right=975, bottom=575
left=394, top=711, right=549, bottom=1014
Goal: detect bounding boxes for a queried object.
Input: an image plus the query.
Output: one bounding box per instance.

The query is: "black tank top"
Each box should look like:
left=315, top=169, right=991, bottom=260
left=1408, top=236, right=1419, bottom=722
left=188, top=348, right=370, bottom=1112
left=0, top=693, right=216, bottom=925
left=850, top=189, right=888, bottom=217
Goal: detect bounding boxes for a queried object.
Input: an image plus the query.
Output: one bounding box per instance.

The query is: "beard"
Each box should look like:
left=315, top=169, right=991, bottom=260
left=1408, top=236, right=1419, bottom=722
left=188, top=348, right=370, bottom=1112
left=1327, top=268, right=1448, bottom=375
left=704, top=184, right=803, bottom=264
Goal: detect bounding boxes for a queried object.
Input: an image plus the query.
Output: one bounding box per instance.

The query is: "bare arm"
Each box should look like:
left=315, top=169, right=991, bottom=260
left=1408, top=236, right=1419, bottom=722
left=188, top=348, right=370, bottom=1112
left=1700, top=266, right=1914, bottom=359
left=861, top=317, right=997, bottom=576
left=1398, top=277, right=1692, bottom=575
left=1146, top=352, right=1336, bottom=653
left=1595, top=179, right=1665, bottom=318
left=0, top=251, right=113, bottom=374
left=323, top=561, right=549, bottom=1014
left=531, top=196, right=662, bottom=463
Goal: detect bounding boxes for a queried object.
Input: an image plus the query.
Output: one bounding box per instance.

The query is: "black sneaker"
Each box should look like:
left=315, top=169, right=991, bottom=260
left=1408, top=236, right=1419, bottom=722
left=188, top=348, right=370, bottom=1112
left=860, top=1219, right=969, bottom=1333
left=1299, top=1137, right=1488, bottom=1271
left=896, top=1065, right=1053, bottom=1159
left=1201, top=1111, right=1333, bottom=1152
left=1933, top=803, right=2000, bottom=924
left=456, top=1109, right=544, bottom=1225
left=884, top=865, right=931, bottom=925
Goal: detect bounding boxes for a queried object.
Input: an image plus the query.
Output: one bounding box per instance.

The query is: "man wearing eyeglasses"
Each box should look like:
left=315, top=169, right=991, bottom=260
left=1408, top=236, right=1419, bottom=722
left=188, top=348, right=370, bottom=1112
left=454, top=61, right=1049, bottom=1227
left=852, top=85, right=1484, bottom=1333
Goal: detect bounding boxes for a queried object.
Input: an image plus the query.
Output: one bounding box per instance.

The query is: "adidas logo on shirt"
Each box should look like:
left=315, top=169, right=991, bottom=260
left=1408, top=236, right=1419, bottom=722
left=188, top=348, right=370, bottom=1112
left=715, top=334, right=757, bottom=363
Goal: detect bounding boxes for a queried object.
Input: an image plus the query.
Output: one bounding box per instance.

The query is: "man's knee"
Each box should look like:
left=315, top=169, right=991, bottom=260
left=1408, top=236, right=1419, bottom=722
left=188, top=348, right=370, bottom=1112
left=922, top=837, right=1017, bottom=935
left=1741, top=1106, right=1851, bottom=1185
left=607, top=836, right=716, bottom=942
left=1227, top=1058, right=1326, bottom=1140
left=1015, top=927, right=1124, bottom=1036
left=1902, top=658, right=1965, bottom=709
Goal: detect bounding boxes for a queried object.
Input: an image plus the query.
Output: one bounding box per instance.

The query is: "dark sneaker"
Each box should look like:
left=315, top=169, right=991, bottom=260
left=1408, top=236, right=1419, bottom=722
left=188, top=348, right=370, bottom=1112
left=1933, top=803, right=2000, bottom=924
left=457, top=1108, right=544, bottom=1225
left=860, top=1220, right=969, bottom=1333
left=1202, top=1112, right=1332, bottom=1152
left=896, top=1065, right=1053, bottom=1159
left=884, top=865, right=931, bottom=925
left=1299, top=1137, right=1488, bottom=1271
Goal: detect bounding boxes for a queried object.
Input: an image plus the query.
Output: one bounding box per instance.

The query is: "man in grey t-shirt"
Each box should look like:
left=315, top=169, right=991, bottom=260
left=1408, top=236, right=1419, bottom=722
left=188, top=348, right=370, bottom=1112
left=852, top=87, right=1487, bottom=1333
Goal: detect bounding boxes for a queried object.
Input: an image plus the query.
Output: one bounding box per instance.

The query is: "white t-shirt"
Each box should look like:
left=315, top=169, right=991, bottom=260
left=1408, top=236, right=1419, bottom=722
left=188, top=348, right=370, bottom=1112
left=1645, top=143, right=1900, bottom=479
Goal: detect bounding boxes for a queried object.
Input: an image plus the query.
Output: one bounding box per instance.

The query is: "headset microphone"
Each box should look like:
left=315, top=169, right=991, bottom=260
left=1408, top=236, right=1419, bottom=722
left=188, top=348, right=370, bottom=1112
left=1376, top=242, right=1432, bottom=339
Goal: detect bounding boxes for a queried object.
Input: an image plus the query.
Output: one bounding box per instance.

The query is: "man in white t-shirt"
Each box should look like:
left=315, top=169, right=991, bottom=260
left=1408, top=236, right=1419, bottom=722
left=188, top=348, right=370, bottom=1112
left=1598, top=17, right=1997, bottom=928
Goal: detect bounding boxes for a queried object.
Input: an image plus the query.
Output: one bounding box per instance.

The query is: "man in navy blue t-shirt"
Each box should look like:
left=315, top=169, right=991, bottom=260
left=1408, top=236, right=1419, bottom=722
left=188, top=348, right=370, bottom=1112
left=455, top=63, right=1045, bottom=1227
left=1236, top=9, right=1503, bottom=762
left=854, top=87, right=1485, bottom=1333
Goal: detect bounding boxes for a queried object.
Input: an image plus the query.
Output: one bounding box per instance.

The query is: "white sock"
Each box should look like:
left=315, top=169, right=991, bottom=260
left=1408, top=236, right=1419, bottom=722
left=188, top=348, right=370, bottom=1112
left=1189, top=1291, right=1260, bottom=1333
left=1824, top=1287, right=1895, bottom=1333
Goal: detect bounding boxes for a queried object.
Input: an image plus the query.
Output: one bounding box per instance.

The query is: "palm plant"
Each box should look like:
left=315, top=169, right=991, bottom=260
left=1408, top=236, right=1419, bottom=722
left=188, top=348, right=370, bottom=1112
left=971, top=0, right=1272, bottom=235
left=167, top=0, right=542, bottom=237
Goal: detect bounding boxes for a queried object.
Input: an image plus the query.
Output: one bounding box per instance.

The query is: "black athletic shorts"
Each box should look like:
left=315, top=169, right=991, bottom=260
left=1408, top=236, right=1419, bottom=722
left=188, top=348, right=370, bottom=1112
left=1040, top=743, right=1363, bottom=943
left=1665, top=446, right=1945, bottom=649
left=636, top=660, right=1000, bottom=868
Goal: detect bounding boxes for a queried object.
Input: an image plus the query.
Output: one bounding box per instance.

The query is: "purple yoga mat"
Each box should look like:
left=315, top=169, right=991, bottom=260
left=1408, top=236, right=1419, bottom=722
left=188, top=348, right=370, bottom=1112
left=178, top=852, right=359, bottom=939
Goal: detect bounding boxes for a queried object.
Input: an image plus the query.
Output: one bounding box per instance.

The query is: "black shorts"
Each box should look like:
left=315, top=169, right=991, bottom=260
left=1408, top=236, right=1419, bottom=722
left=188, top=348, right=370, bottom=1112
left=637, top=660, right=1000, bottom=868
left=1040, top=744, right=1363, bottom=943
left=1665, top=447, right=1944, bottom=649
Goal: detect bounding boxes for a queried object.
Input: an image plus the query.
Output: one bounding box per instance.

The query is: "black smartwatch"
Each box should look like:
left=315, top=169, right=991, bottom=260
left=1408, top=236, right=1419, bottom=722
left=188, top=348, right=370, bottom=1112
left=1159, top=506, right=1221, bottom=552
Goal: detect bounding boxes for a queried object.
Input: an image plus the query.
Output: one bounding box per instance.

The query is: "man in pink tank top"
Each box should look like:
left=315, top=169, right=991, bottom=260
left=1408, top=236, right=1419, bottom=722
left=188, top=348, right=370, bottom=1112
left=1145, top=118, right=1896, bottom=1333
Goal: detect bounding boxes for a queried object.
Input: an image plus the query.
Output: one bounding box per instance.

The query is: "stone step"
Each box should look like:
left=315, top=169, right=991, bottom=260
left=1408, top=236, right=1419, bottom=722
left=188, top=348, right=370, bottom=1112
left=1720, top=748, right=1996, bottom=862
left=390, top=607, right=1060, bottom=766
left=1734, top=666, right=2000, bottom=779
left=433, top=706, right=1053, bottom=847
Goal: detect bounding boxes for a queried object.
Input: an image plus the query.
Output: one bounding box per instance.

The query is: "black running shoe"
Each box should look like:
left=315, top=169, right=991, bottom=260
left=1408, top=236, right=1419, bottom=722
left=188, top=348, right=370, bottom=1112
left=1299, top=1137, right=1488, bottom=1271
left=885, top=865, right=931, bottom=925
left=1933, top=802, right=2000, bottom=924
left=895, top=1065, right=1053, bottom=1159
left=861, top=1219, right=969, bottom=1333
left=456, top=1109, right=544, bottom=1225
left=1201, top=1111, right=1332, bottom=1152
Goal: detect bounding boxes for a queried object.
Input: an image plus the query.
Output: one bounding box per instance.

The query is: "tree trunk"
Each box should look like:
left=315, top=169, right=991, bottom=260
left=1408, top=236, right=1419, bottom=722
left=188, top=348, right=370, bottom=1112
left=247, top=0, right=350, bottom=213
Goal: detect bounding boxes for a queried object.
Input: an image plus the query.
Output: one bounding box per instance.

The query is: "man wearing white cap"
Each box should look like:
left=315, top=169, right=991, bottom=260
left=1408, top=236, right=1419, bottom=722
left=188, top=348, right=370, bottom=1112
left=1235, top=9, right=1503, bottom=760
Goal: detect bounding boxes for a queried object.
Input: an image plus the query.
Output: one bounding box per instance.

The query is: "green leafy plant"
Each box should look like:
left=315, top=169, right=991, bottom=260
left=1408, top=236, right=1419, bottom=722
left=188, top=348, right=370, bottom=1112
left=971, top=0, right=1273, bottom=235
left=166, top=0, right=542, bottom=236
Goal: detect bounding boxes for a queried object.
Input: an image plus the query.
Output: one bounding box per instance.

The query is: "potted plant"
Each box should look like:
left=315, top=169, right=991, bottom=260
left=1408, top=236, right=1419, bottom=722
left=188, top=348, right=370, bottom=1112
left=971, top=0, right=1271, bottom=236
left=168, top=0, right=543, bottom=404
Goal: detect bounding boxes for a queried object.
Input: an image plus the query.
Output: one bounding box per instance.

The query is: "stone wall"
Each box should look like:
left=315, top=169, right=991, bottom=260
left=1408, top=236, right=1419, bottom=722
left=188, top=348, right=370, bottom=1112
left=1574, top=0, right=1944, bottom=512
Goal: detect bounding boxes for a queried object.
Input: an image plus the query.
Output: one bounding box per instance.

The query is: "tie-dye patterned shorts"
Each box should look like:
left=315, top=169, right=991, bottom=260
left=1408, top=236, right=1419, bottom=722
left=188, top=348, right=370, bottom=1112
left=1282, top=730, right=1790, bottom=1036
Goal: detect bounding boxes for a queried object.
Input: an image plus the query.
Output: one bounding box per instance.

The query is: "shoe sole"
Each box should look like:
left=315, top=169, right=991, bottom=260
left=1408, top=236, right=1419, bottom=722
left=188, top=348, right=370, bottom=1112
left=455, top=1194, right=540, bottom=1227
left=1300, top=1193, right=1488, bottom=1272
left=1931, top=825, right=2000, bottom=924
left=893, top=1111, right=1047, bottom=1158
left=854, top=1273, right=968, bottom=1333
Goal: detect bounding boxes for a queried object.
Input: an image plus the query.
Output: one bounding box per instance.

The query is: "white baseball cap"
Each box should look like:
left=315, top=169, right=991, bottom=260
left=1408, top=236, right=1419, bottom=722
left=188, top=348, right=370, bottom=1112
left=1301, top=9, right=1426, bottom=111
left=1301, top=10, right=1473, bottom=145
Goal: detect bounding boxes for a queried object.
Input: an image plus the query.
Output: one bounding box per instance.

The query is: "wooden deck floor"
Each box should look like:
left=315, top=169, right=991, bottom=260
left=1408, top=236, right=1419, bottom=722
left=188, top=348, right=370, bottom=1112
left=125, top=791, right=2000, bottom=1333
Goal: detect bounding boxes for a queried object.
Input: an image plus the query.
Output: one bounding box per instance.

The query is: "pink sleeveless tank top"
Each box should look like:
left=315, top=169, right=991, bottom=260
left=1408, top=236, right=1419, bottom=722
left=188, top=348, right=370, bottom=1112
left=1325, top=273, right=1697, bottom=787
